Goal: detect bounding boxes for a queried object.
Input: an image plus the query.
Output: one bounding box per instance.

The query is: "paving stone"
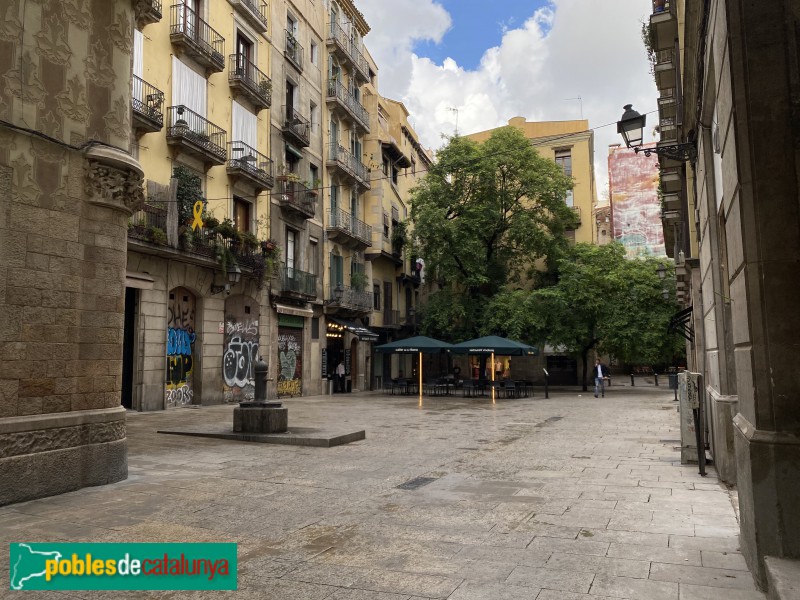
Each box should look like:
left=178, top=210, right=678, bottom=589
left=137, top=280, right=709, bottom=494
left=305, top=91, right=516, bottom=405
left=505, top=565, right=594, bottom=593
left=590, top=574, right=679, bottom=600
left=607, top=542, right=701, bottom=566
left=578, top=528, right=669, bottom=548
left=350, top=569, right=462, bottom=598
left=527, top=536, right=610, bottom=557
left=545, top=552, right=650, bottom=578
left=649, top=563, right=758, bottom=589
left=678, top=583, right=767, bottom=599
left=669, top=536, right=742, bottom=553
left=536, top=591, right=620, bottom=600
left=700, top=551, right=749, bottom=571
left=447, top=581, right=539, bottom=600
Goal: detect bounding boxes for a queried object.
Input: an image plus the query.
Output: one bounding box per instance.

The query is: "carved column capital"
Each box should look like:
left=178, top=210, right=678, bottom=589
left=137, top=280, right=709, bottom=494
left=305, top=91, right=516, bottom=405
left=84, top=145, right=145, bottom=214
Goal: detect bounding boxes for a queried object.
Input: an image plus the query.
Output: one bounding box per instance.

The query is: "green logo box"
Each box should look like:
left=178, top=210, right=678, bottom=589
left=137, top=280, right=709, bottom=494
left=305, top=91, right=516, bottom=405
left=9, top=543, right=237, bottom=591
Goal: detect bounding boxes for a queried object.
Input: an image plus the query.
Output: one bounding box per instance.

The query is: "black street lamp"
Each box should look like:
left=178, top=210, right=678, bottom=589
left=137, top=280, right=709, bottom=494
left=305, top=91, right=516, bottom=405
left=617, top=104, right=697, bottom=163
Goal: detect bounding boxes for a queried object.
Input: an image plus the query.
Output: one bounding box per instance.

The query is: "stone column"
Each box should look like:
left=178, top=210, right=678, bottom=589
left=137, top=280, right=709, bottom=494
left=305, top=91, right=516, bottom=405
left=0, top=0, right=138, bottom=505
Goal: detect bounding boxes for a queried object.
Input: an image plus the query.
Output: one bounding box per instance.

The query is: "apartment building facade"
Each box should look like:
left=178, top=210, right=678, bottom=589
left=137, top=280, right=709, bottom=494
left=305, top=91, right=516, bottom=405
left=643, top=0, right=800, bottom=589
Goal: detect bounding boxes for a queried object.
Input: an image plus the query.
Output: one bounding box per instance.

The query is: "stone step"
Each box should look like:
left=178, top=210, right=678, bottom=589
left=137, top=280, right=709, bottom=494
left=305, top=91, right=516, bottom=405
left=765, top=556, right=800, bottom=600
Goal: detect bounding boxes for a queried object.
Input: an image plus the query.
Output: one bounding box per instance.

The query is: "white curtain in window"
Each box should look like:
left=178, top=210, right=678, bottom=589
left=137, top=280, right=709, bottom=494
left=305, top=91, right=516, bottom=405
left=133, top=30, right=143, bottom=78
left=172, top=57, right=206, bottom=117
left=232, top=100, right=257, bottom=149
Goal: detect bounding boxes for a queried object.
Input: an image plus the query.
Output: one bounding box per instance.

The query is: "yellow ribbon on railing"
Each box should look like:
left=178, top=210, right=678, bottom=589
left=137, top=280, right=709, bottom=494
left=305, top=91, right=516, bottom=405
left=191, top=200, right=204, bottom=230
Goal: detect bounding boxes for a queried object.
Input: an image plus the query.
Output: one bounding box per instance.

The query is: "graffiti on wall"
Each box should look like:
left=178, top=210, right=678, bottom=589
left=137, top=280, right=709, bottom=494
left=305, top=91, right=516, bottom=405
left=223, top=297, right=260, bottom=403
left=608, top=146, right=666, bottom=258
left=277, top=327, right=303, bottom=397
left=166, top=288, right=195, bottom=408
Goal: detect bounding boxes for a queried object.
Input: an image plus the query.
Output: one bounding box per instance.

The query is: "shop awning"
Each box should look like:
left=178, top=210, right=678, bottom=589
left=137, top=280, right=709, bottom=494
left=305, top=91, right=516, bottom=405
left=328, top=317, right=379, bottom=341
left=274, top=303, right=314, bottom=318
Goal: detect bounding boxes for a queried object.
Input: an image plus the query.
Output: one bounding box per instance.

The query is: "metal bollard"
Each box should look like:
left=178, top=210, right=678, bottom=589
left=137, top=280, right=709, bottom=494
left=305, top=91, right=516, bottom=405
left=254, top=358, right=268, bottom=402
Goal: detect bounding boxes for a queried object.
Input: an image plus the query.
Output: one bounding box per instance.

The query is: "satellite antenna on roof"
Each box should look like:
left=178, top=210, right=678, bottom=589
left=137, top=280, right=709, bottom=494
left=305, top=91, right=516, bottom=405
left=565, top=96, right=583, bottom=119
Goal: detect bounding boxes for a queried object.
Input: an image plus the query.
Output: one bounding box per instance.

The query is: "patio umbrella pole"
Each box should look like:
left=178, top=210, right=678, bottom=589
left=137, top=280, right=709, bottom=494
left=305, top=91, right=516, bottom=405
left=491, top=352, right=496, bottom=403
left=419, top=351, right=423, bottom=403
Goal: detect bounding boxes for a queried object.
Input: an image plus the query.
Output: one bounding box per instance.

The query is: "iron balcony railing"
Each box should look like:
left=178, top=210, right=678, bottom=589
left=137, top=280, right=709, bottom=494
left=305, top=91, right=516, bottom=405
left=326, top=21, right=369, bottom=81
left=326, top=79, right=369, bottom=131
left=228, top=53, right=272, bottom=109
left=326, top=284, right=372, bottom=311
left=656, top=48, right=674, bottom=66
left=327, top=207, right=372, bottom=246
left=279, top=263, right=317, bottom=297
left=166, top=105, right=226, bottom=163
left=170, top=3, right=225, bottom=71
left=135, top=0, right=162, bottom=28
left=282, top=106, right=311, bottom=147
left=327, top=144, right=370, bottom=187
left=131, top=75, right=164, bottom=129
left=285, top=30, right=303, bottom=70
left=234, top=0, right=268, bottom=31
left=228, top=141, right=274, bottom=188
left=277, top=179, right=316, bottom=217
left=128, top=202, right=168, bottom=243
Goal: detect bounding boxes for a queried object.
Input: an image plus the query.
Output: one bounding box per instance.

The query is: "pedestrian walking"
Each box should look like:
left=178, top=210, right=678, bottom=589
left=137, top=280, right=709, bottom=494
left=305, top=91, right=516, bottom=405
left=593, top=358, right=610, bottom=398
left=336, top=361, right=346, bottom=393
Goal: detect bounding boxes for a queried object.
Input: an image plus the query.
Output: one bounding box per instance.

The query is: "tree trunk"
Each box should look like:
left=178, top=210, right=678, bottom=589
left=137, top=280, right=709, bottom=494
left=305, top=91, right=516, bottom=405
left=581, top=349, right=589, bottom=392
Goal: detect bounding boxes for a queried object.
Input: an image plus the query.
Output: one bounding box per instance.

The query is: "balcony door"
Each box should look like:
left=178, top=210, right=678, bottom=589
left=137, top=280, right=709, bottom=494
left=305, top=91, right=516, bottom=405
left=233, top=196, right=251, bottom=233
left=236, top=32, right=253, bottom=75
left=383, top=282, right=392, bottom=324
left=286, top=229, right=296, bottom=273
left=179, top=0, right=201, bottom=40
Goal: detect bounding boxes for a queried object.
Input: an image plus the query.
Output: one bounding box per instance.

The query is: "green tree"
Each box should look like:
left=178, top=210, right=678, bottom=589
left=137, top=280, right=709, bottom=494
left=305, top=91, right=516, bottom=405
left=411, top=127, right=576, bottom=340
left=484, top=242, right=683, bottom=390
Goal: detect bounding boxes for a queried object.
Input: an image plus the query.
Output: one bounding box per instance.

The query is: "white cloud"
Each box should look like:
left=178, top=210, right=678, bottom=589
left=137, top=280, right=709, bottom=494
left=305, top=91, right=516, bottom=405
left=358, top=0, right=658, bottom=197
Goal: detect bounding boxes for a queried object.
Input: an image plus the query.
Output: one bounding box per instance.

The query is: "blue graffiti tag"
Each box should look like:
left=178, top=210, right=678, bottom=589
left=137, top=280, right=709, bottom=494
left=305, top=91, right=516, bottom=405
left=167, top=327, right=196, bottom=356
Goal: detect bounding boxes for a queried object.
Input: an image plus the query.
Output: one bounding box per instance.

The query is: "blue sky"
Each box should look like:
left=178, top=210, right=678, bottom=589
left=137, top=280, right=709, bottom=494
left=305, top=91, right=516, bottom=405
left=413, top=0, right=552, bottom=70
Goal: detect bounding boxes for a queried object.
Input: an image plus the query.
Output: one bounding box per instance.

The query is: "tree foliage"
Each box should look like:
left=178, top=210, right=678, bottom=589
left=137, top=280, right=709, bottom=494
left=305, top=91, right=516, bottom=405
left=483, top=242, right=684, bottom=389
left=411, top=127, right=576, bottom=339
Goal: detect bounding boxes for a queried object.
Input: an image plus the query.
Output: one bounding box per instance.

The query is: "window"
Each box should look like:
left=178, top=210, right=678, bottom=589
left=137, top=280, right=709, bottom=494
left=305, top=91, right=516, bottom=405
left=411, top=158, right=416, bottom=175
left=172, top=57, right=207, bottom=116
left=554, top=149, right=572, bottom=176
left=330, top=184, right=338, bottom=210
left=232, top=100, right=257, bottom=149
left=285, top=81, right=295, bottom=115
left=373, top=284, right=381, bottom=310
left=382, top=155, right=389, bottom=176
left=383, top=212, right=390, bottom=238
left=309, top=164, right=319, bottom=189
left=555, top=149, right=573, bottom=207
left=310, top=41, right=318, bottom=65
left=330, top=253, right=343, bottom=286
left=233, top=196, right=251, bottom=232
left=392, top=164, right=399, bottom=185
left=286, top=229, right=296, bottom=270
left=287, top=15, right=297, bottom=36
left=309, top=238, right=318, bottom=275
left=310, top=101, right=318, bottom=134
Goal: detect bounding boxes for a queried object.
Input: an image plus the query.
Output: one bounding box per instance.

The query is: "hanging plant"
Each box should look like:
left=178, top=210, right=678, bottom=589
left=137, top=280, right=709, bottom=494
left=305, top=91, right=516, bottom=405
left=173, top=165, right=203, bottom=227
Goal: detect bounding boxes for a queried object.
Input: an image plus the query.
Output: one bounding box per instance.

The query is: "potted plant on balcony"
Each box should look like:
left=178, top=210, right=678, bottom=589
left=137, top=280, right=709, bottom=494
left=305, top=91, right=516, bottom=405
left=240, top=231, right=259, bottom=254
left=215, top=217, right=237, bottom=240
left=350, top=271, right=367, bottom=292
left=258, top=78, right=272, bottom=99
left=147, top=225, right=167, bottom=245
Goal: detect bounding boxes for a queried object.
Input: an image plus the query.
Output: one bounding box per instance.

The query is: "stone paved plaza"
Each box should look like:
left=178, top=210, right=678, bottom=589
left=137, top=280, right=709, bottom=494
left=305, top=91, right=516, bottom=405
left=1, top=386, right=765, bottom=599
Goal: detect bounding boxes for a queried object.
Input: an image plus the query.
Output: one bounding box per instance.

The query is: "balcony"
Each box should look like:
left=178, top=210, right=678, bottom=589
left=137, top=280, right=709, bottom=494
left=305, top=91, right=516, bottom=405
left=282, top=107, right=311, bottom=147
left=228, top=0, right=268, bottom=33
left=326, top=79, right=370, bottom=133
left=228, top=54, right=272, bottom=110
left=135, top=0, right=162, bottom=29
left=227, top=141, right=274, bottom=191
left=660, top=167, right=682, bottom=193
left=166, top=105, right=226, bottom=166
left=662, top=192, right=681, bottom=210
left=655, top=49, right=676, bottom=90
left=275, top=178, right=316, bottom=219
left=326, top=22, right=370, bottom=83
left=325, top=284, right=372, bottom=314
left=326, top=207, right=372, bottom=248
left=327, top=144, right=370, bottom=188
left=659, top=116, right=677, bottom=142
left=277, top=263, right=317, bottom=300
left=132, top=75, right=164, bottom=133
left=284, top=30, right=303, bottom=71
left=650, top=0, right=677, bottom=51
left=128, top=200, right=168, bottom=245
left=170, top=3, right=225, bottom=73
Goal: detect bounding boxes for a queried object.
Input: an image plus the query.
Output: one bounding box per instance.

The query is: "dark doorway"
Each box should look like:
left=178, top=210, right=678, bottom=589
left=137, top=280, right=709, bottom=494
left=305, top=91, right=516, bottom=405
left=121, top=287, right=138, bottom=409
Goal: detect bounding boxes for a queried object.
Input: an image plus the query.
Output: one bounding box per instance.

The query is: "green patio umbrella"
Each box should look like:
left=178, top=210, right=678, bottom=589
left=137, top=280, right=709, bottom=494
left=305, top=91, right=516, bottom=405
left=375, top=336, right=453, bottom=401
left=451, top=336, right=538, bottom=401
